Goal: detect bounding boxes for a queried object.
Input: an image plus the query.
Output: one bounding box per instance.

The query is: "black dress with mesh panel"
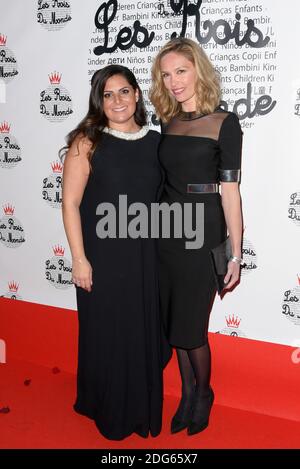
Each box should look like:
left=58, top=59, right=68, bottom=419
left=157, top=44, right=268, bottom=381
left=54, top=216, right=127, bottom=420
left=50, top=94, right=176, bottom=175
left=158, top=108, right=242, bottom=349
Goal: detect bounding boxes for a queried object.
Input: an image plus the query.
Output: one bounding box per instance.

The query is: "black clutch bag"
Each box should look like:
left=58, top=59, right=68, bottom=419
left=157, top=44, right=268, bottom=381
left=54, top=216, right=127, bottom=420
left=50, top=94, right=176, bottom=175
left=210, top=236, right=232, bottom=295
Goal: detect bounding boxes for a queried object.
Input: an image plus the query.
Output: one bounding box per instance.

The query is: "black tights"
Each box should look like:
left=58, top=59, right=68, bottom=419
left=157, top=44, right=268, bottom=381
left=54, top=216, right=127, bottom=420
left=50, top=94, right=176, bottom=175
left=173, top=342, right=211, bottom=421
left=177, top=342, right=211, bottom=397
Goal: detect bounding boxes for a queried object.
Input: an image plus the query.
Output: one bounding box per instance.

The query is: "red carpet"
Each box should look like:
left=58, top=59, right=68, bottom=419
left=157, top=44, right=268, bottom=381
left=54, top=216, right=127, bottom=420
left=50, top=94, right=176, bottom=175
left=1, top=359, right=300, bottom=449
left=1, top=297, right=300, bottom=448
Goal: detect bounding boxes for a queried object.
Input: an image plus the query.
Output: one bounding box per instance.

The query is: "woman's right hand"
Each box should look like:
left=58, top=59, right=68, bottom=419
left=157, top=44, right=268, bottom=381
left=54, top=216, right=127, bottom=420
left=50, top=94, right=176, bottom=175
left=72, top=257, right=93, bottom=292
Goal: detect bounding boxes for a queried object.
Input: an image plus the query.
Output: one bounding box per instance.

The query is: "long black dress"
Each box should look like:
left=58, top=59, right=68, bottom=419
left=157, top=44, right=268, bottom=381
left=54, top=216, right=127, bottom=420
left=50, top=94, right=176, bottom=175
left=74, top=128, right=171, bottom=440
left=158, top=109, right=242, bottom=349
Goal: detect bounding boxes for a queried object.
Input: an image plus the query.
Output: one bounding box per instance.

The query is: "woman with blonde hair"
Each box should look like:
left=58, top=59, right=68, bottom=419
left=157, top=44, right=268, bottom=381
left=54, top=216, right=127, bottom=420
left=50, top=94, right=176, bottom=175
left=150, top=37, right=243, bottom=435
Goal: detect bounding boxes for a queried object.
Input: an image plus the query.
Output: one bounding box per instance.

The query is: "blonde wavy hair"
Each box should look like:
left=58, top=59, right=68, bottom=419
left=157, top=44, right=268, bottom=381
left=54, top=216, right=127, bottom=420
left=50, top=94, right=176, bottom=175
left=149, top=37, right=221, bottom=123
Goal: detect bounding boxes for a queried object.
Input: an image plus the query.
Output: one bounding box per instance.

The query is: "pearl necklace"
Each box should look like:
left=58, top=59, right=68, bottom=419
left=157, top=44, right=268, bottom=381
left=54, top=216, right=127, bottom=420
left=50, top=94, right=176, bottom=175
left=103, top=126, right=149, bottom=140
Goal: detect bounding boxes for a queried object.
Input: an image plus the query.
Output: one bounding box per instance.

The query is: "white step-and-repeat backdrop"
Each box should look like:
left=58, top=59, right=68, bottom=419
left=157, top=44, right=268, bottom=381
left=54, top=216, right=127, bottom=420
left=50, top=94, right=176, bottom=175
left=1, top=0, right=299, bottom=347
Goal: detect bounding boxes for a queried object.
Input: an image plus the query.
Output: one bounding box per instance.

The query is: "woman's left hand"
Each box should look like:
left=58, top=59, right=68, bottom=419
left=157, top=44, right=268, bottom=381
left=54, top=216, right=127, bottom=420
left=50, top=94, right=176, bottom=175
left=223, top=261, right=241, bottom=290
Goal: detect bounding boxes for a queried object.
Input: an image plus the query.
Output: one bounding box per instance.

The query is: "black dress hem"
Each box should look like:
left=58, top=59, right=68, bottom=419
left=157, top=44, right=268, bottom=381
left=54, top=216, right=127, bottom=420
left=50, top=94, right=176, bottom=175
left=73, top=404, right=161, bottom=441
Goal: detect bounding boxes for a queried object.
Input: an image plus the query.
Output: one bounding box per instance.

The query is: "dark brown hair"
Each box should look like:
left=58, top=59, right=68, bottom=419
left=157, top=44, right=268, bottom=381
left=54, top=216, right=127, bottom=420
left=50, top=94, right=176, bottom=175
left=59, top=65, right=147, bottom=164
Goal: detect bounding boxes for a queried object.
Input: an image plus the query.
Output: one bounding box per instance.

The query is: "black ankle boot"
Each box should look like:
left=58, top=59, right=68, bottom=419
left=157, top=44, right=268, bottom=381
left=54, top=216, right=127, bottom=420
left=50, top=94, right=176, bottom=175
left=187, top=387, right=214, bottom=436
left=171, top=391, right=194, bottom=434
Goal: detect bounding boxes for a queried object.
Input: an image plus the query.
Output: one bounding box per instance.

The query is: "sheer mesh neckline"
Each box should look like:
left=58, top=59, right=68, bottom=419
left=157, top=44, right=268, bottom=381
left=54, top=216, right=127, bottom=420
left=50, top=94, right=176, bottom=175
left=176, top=110, right=206, bottom=121
left=163, top=109, right=230, bottom=141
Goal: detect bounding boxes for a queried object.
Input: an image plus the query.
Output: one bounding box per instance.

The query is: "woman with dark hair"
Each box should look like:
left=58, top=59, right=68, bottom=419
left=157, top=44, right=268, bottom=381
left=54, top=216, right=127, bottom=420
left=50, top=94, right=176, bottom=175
left=150, top=38, right=243, bottom=436
left=61, top=65, right=171, bottom=440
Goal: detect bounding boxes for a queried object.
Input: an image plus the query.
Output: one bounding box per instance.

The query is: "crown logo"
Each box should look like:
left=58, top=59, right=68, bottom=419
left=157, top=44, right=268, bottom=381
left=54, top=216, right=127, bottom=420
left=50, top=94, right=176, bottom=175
left=51, top=161, right=63, bottom=173
left=8, top=281, right=19, bottom=292
left=48, top=71, right=62, bottom=84
left=226, top=314, right=241, bottom=328
left=0, top=122, right=11, bottom=133
left=53, top=245, right=65, bottom=256
left=0, top=34, right=7, bottom=46
left=3, top=203, right=14, bottom=215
